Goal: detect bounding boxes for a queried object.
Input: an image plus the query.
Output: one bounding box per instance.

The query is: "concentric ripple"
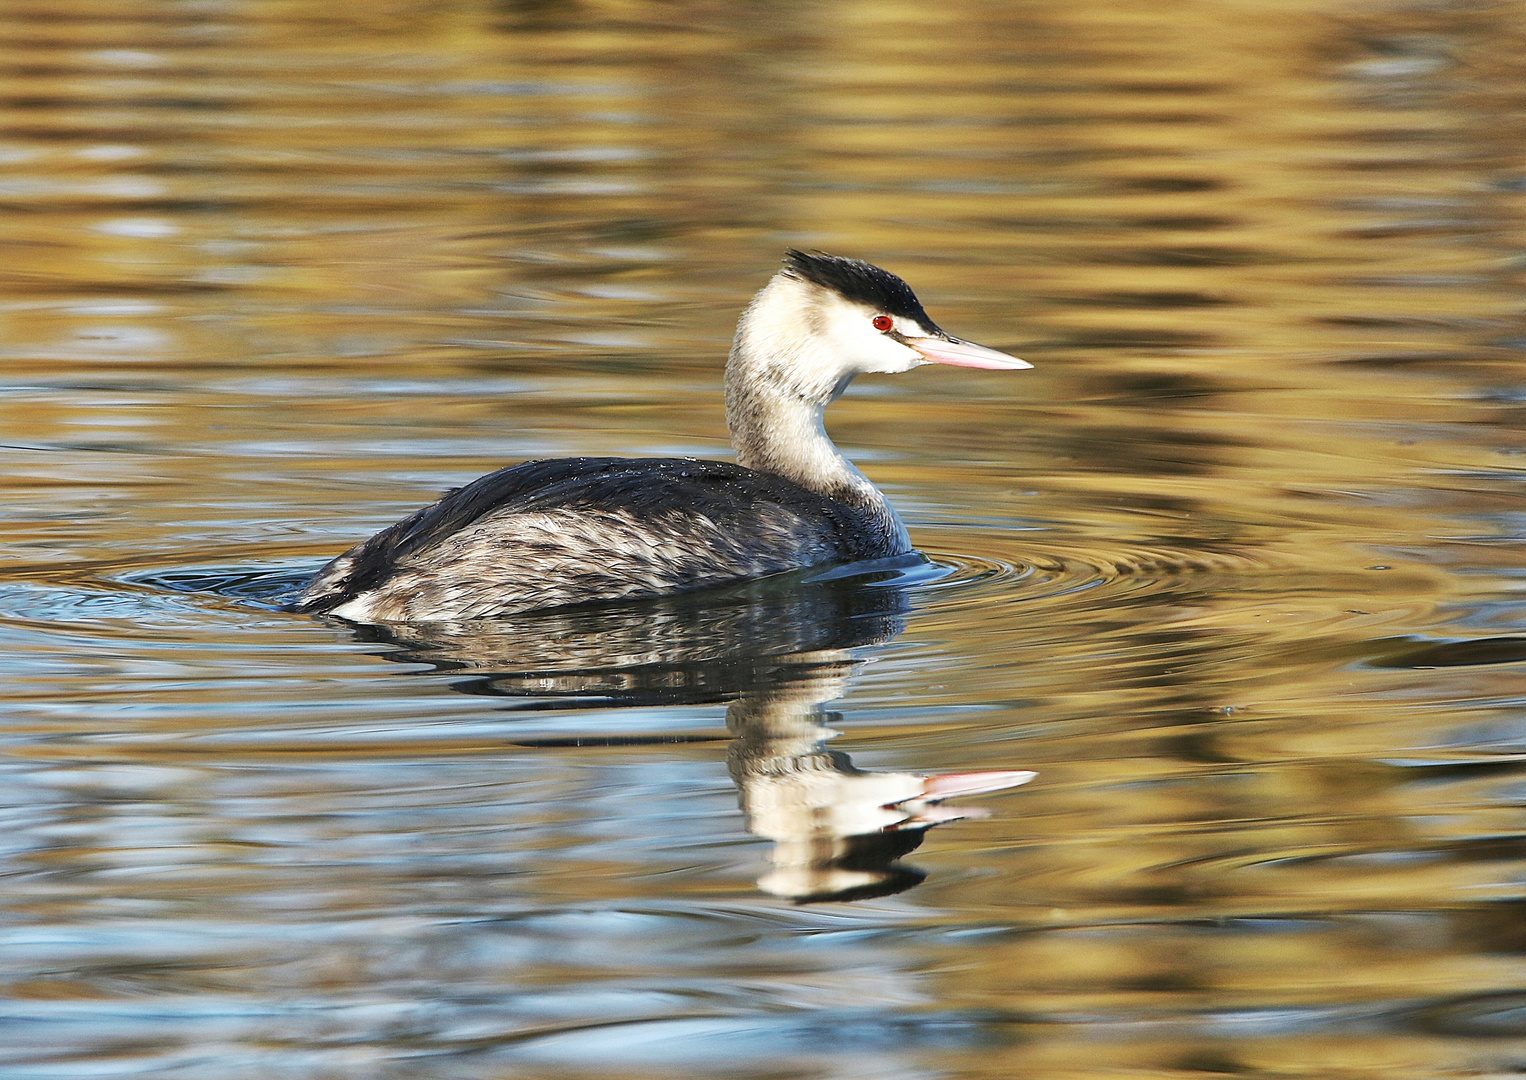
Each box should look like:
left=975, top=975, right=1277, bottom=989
left=917, top=534, right=1282, bottom=614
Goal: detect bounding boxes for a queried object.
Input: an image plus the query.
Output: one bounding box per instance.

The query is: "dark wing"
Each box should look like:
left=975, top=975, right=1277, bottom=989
left=294, top=457, right=896, bottom=616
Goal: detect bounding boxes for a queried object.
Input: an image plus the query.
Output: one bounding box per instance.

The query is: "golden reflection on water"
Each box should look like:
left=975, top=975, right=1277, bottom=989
left=2, top=0, right=1526, bottom=1076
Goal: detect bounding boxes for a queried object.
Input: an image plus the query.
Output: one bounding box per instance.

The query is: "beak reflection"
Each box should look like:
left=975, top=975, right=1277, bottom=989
left=727, top=669, right=1034, bottom=902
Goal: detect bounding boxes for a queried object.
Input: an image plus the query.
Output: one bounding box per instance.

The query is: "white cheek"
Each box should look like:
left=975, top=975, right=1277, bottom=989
left=864, top=334, right=924, bottom=374
left=822, top=306, right=921, bottom=373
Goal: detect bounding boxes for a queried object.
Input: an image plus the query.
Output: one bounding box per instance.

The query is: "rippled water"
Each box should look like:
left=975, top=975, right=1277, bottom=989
left=5, top=0, right=1526, bottom=1076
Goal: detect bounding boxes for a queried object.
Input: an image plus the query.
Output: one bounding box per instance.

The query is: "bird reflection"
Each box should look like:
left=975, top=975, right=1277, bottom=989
left=724, top=660, right=1033, bottom=902
left=346, top=560, right=1034, bottom=902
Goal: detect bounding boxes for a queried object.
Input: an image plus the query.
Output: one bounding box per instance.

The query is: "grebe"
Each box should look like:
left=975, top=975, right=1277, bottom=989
left=294, top=251, right=1030, bottom=622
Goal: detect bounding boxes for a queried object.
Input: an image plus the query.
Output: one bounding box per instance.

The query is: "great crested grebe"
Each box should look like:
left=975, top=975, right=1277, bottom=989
left=294, top=251, right=1030, bottom=622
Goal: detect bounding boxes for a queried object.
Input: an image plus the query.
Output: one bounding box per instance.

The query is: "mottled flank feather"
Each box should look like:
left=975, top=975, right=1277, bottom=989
left=295, top=457, right=905, bottom=621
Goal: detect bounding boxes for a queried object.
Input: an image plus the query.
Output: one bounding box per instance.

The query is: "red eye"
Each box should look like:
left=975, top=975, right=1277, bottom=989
left=872, top=314, right=893, bottom=332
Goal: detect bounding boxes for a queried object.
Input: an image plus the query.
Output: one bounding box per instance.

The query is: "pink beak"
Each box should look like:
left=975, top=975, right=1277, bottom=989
left=910, top=336, right=1031, bottom=370
left=883, top=769, right=1037, bottom=829
left=917, top=770, right=1037, bottom=800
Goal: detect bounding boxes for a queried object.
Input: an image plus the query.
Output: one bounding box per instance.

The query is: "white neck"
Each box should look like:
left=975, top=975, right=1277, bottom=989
left=725, top=275, right=888, bottom=509
left=727, top=375, right=875, bottom=500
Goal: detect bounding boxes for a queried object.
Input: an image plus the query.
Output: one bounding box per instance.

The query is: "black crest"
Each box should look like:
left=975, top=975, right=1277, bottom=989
left=782, top=250, right=937, bottom=327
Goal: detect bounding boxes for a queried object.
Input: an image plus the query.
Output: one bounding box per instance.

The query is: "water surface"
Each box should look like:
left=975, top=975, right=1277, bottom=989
left=3, top=0, right=1526, bottom=1076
